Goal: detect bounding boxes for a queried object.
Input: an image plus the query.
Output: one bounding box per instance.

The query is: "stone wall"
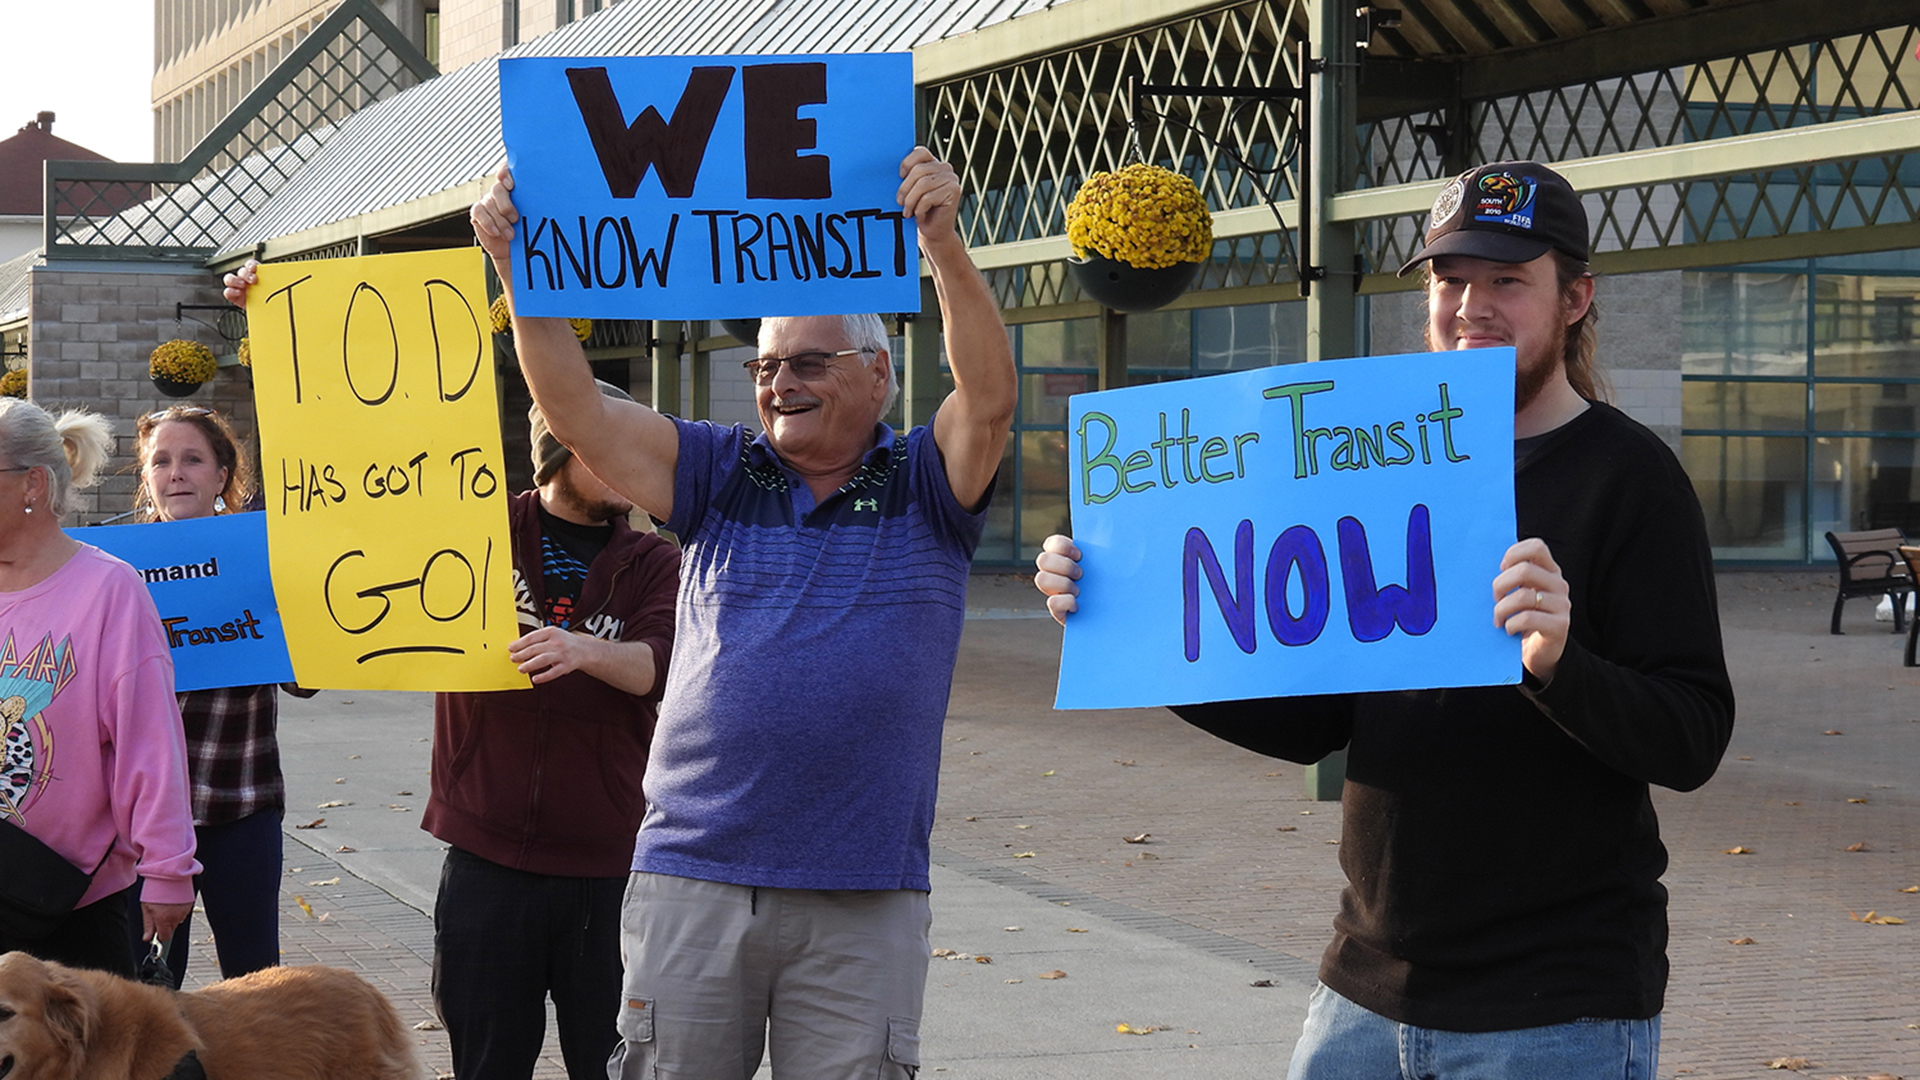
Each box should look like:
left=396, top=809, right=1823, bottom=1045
left=26, top=261, right=256, bottom=525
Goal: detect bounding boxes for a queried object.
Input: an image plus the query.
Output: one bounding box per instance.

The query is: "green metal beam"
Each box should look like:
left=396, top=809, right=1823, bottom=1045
left=1326, top=109, right=1920, bottom=222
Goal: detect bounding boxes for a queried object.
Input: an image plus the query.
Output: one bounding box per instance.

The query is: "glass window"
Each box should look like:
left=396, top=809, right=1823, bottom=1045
left=1018, top=430, right=1074, bottom=555
left=1021, top=371, right=1095, bottom=426
left=1812, top=382, right=1920, bottom=433
left=977, top=440, right=1016, bottom=563
left=1682, top=272, right=1808, bottom=376
left=1126, top=309, right=1191, bottom=373
left=1019, top=319, right=1099, bottom=368
left=1811, top=435, right=1920, bottom=538
left=1683, top=381, right=1805, bottom=432
left=1682, top=435, right=1806, bottom=561
left=1813, top=275, right=1920, bottom=378
left=1195, top=302, right=1308, bottom=370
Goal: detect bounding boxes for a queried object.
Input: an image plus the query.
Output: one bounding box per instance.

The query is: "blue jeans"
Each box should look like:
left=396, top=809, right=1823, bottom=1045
left=1287, top=984, right=1661, bottom=1080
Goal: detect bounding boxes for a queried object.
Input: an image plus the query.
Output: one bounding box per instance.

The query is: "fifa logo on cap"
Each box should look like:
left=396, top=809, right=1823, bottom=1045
left=1473, top=172, right=1537, bottom=230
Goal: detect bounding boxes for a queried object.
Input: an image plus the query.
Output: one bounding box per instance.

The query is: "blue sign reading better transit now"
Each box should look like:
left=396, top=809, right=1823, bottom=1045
left=500, top=52, right=920, bottom=321
left=1055, top=349, right=1520, bottom=710
left=76, top=514, right=295, bottom=693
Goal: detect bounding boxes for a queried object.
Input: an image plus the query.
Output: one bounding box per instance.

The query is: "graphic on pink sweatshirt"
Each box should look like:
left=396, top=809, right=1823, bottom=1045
left=0, top=632, right=77, bottom=823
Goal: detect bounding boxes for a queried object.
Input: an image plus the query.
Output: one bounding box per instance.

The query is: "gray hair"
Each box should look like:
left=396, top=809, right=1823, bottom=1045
left=0, top=398, right=113, bottom=519
left=761, top=314, right=900, bottom=418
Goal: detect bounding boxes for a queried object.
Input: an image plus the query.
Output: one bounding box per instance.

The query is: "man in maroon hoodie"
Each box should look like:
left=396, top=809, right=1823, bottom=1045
left=422, top=380, right=681, bottom=1080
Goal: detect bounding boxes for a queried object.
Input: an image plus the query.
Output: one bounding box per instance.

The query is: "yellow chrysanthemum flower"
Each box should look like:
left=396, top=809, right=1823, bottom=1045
left=1066, top=164, right=1213, bottom=270
left=0, top=368, right=26, bottom=399
left=570, top=317, right=593, bottom=343
left=150, top=339, right=218, bottom=383
left=489, top=294, right=512, bottom=334
left=237, top=337, right=251, bottom=368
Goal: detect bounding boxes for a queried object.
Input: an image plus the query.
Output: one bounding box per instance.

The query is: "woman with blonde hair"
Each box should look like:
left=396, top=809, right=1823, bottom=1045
left=0, top=398, right=198, bottom=975
left=130, top=403, right=309, bottom=987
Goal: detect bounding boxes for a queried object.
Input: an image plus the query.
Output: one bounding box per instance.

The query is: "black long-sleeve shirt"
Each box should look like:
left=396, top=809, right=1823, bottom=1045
left=1176, top=401, right=1734, bottom=1031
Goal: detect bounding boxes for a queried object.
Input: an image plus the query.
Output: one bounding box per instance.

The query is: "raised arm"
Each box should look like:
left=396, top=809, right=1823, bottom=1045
left=903, top=148, right=1016, bottom=512
left=471, top=165, right=680, bottom=521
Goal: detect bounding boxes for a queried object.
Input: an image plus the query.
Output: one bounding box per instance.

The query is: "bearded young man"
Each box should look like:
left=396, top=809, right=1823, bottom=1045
left=1035, top=160, right=1734, bottom=1078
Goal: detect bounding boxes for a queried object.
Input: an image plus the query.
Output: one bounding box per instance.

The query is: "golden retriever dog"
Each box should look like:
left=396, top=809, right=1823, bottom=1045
left=0, top=951, right=418, bottom=1080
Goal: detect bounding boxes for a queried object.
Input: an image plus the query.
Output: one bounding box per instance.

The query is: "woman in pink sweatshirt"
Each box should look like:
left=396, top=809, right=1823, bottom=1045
left=0, top=398, right=199, bottom=976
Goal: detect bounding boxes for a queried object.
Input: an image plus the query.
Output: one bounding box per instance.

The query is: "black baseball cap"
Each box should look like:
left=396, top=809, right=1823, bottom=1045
left=1397, top=160, right=1590, bottom=275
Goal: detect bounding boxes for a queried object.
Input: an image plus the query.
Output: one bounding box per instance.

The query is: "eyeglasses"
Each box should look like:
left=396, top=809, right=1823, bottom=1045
left=741, top=348, right=870, bottom=386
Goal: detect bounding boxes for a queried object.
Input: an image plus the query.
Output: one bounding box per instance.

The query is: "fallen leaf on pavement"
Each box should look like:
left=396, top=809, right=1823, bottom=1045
left=1114, top=760, right=1135, bottom=766
left=294, top=896, right=313, bottom=919
left=1041, top=770, right=1055, bottom=777
left=1765, top=1058, right=1811, bottom=1070
left=1823, top=730, right=1843, bottom=736
left=334, top=777, right=346, bottom=784
left=306, top=877, right=340, bottom=887
left=413, top=1020, right=443, bottom=1031
left=1724, top=846, right=1755, bottom=855
left=1066, top=927, right=1088, bottom=933
left=931, top=949, right=964, bottom=959
left=1251, top=979, right=1275, bottom=987
left=1116, top=1024, right=1162, bottom=1035
left=964, top=816, right=978, bottom=822
left=973, top=955, right=992, bottom=964
left=1003, top=926, right=1022, bottom=932
left=1003, top=978, right=1022, bottom=984
left=1848, top=798, right=1868, bottom=804
left=336, top=845, right=356, bottom=853
left=1737, top=755, right=1752, bottom=760
left=1729, top=937, right=1756, bottom=945
left=1124, top=833, right=1150, bottom=844
left=1900, top=886, right=1918, bottom=893
left=1037, top=970, right=1067, bottom=979
left=396, top=790, right=413, bottom=796
left=1277, top=825, right=1298, bottom=832
left=1013, top=851, right=1036, bottom=858
left=1015, top=824, right=1033, bottom=830
left=317, top=800, right=347, bottom=808
left=1849, top=910, right=1905, bottom=925
left=1845, top=843, right=1869, bottom=852
left=294, top=818, right=325, bottom=829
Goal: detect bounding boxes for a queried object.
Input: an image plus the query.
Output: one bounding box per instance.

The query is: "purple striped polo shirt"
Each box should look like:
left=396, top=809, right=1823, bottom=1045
left=632, top=417, right=988, bottom=891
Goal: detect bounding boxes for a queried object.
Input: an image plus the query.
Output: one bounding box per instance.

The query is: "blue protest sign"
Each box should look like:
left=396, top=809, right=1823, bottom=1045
left=500, top=52, right=919, bottom=320
left=1056, top=348, right=1519, bottom=710
left=74, top=514, right=296, bottom=692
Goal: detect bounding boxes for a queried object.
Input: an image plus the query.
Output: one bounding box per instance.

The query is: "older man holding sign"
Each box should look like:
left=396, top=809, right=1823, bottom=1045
left=1037, top=161, right=1734, bottom=1078
left=474, top=51, right=1015, bottom=1080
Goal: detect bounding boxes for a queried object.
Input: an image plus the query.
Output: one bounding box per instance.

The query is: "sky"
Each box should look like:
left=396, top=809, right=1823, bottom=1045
left=3, top=1, right=156, bottom=162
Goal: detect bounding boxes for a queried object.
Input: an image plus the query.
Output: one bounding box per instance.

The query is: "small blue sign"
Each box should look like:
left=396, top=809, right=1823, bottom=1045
left=1056, top=349, right=1520, bottom=710
left=500, top=52, right=920, bottom=320
left=75, top=515, right=296, bottom=692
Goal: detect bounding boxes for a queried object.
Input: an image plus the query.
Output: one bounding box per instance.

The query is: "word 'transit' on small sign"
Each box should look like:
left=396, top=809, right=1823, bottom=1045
left=499, top=52, right=919, bottom=321
left=74, top=514, right=296, bottom=693
left=247, top=249, right=525, bottom=693
left=1055, top=348, right=1520, bottom=710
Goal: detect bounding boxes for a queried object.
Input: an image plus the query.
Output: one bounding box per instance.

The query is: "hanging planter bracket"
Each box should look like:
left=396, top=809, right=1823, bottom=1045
left=1127, top=44, right=1325, bottom=294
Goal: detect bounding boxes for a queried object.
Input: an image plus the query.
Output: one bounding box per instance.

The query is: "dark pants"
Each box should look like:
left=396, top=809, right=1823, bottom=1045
left=131, top=808, right=285, bottom=988
left=0, top=884, right=137, bottom=977
left=432, top=846, right=625, bottom=1080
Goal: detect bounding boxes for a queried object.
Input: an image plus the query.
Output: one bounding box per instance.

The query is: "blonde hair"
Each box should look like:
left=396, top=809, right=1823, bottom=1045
left=0, top=399, right=112, bottom=518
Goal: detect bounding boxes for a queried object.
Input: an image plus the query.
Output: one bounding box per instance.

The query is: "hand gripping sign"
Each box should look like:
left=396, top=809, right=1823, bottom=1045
left=499, top=52, right=919, bottom=320
left=1056, top=348, right=1520, bottom=710
left=247, top=249, right=527, bottom=692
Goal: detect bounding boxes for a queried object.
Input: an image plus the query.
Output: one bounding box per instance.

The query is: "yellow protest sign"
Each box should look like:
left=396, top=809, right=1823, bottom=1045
left=247, top=249, right=527, bottom=691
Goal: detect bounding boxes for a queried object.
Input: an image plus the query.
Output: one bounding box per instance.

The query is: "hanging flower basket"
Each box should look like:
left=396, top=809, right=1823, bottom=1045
left=1065, top=163, right=1213, bottom=313
left=719, top=319, right=761, bottom=347
left=150, top=339, right=217, bottom=398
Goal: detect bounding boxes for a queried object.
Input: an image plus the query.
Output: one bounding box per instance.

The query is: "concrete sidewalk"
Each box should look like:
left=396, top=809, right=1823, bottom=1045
left=229, top=568, right=1917, bottom=1079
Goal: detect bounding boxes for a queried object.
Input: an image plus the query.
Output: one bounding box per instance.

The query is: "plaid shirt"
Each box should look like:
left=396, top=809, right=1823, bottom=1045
left=178, top=684, right=284, bottom=825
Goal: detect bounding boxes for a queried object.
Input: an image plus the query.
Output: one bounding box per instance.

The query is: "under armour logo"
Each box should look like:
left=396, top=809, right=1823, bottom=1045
left=853, top=497, right=878, bottom=512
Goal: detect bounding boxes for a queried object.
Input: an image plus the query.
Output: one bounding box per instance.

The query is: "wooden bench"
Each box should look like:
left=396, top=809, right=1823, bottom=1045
left=1825, top=529, right=1912, bottom=635
left=1900, top=547, right=1920, bottom=666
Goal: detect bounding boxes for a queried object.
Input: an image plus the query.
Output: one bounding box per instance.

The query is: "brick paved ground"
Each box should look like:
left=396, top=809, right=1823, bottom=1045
left=243, top=568, right=1915, bottom=1079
